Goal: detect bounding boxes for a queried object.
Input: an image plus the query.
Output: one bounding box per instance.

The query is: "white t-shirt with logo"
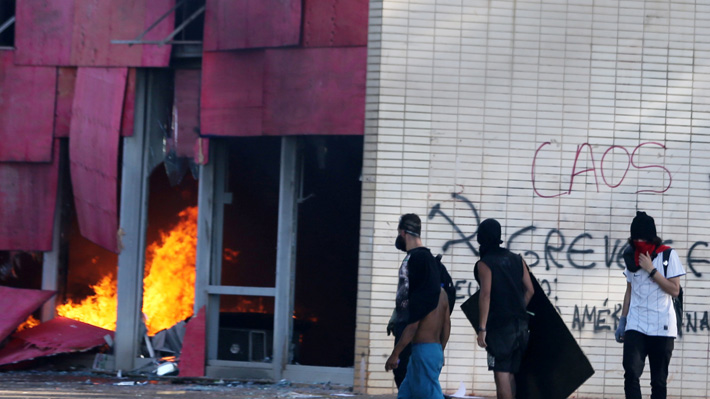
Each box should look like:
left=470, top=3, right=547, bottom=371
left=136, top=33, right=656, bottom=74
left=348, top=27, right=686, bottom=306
left=623, top=248, right=686, bottom=337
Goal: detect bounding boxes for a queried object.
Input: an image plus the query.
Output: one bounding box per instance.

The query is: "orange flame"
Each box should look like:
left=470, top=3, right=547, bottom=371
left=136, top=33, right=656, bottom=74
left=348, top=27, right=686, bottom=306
left=224, top=297, right=270, bottom=314
left=56, top=273, right=118, bottom=330
left=57, top=206, right=198, bottom=336
left=16, top=315, right=41, bottom=332
left=142, top=206, right=198, bottom=335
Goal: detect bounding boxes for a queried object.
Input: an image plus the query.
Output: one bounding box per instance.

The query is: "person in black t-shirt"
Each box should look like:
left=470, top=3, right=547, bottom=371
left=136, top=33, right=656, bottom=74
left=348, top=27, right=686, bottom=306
left=475, top=218, right=534, bottom=399
left=386, top=213, right=450, bottom=399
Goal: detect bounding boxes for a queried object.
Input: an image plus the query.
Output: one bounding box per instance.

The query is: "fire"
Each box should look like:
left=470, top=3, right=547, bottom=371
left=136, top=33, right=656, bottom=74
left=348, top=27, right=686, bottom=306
left=225, top=297, right=270, bottom=314
left=57, top=206, right=199, bottom=336
left=56, top=273, right=118, bottom=330
left=17, top=315, right=41, bottom=332
left=142, top=206, right=198, bottom=335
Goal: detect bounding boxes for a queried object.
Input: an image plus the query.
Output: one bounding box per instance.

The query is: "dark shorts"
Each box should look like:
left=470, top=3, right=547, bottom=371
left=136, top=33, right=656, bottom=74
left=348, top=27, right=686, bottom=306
left=487, top=345, right=525, bottom=373
left=485, top=319, right=529, bottom=373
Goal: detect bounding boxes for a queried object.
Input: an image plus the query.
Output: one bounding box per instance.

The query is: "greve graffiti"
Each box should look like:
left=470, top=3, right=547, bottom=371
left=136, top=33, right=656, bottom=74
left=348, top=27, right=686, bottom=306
left=430, top=193, right=709, bottom=335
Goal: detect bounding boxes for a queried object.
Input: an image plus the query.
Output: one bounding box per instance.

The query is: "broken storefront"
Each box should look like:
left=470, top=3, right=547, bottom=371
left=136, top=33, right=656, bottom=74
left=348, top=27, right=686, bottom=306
left=0, top=0, right=367, bottom=385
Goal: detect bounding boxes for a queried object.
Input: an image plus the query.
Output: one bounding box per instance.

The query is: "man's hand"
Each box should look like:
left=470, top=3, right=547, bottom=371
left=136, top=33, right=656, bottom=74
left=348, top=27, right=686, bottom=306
left=385, top=353, right=399, bottom=371
left=477, top=331, right=487, bottom=348
left=639, top=252, right=654, bottom=273
left=615, top=316, right=627, bottom=343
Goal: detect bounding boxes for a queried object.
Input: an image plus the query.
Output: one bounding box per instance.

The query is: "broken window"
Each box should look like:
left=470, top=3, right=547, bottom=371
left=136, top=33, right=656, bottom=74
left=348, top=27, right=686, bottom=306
left=294, top=136, right=362, bottom=367
left=0, top=1, right=14, bottom=48
left=59, top=155, right=199, bottom=338
left=174, top=0, right=205, bottom=42
left=215, top=137, right=281, bottom=362
left=210, top=136, right=363, bottom=369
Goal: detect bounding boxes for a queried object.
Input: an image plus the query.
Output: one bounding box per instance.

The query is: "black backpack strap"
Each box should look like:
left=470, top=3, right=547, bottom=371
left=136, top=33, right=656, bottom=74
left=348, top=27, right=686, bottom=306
left=662, top=249, right=672, bottom=277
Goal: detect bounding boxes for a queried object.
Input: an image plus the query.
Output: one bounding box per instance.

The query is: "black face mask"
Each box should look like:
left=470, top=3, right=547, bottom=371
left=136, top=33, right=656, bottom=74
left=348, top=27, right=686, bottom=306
left=395, top=235, right=407, bottom=252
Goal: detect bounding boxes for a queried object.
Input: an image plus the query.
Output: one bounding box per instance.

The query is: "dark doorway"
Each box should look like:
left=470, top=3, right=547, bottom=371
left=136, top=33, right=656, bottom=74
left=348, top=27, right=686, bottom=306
left=294, top=136, right=362, bottom=367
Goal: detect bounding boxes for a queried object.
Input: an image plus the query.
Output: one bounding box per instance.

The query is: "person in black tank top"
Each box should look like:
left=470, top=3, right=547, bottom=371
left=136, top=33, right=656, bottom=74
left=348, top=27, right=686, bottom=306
left=474, top=219, right=534, bottom=399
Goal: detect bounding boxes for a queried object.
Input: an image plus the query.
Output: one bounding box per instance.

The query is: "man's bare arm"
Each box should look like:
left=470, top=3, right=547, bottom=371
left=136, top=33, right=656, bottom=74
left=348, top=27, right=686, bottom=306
left=477, top=261, right=492, bottom=348
left=385, top=321, right=419, bottom=371
left=521, top=259, right=534, bottom=306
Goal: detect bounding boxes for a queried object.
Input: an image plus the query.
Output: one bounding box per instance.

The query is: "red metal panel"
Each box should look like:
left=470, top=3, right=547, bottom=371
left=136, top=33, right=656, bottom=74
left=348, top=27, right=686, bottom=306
left=203, top=0, right=301, bottom=51
left=139, top=0, right=178, bottom=66
left=120, top=68, right=137, bottom=137
left=0, top=51, right=57, bottom=162
left=0, top=142, right=60, bottom=250
left=0, top=287, right=55, bottom=344
left=15, top=0, right=174, bottom=67
left=178, top=307, right=205, bottom=377
left=200, top=51, right=264, bottom=137
left=14, top=0, right=75, bottom=66
left=54, top=67, right=77, bottom=138
left=303, top=0, right=369, bottom=47
left=263, top=47, right=367, bottom=135
left=173, top=69, right=201, bottom=157
left=69, top=68, right=126, bottom=253
left=0, top=317, right=113, bottom=366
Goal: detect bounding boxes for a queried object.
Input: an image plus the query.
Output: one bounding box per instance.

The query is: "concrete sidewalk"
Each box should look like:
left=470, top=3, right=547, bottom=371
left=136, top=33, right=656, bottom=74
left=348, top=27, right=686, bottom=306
left=0, top=370, right=402, bottom=399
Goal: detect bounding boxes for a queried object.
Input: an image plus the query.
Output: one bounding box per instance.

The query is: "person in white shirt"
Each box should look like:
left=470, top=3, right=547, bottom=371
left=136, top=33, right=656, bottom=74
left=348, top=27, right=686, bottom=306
left=615, top=211, right=685, bottom=399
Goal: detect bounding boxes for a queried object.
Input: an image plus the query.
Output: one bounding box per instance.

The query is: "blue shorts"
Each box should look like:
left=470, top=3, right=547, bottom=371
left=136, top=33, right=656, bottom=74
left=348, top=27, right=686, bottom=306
left=398, top=343, right=444, bottom=399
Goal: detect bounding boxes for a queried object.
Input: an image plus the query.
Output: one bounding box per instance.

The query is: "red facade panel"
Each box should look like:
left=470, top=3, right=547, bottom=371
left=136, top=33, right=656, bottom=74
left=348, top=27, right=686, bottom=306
left=177, top=307, right=206, bottom=377
left=0, top=287, right=55, bottom=344
left=263, top=47, right=367, bottom=136
left=173, top=69, right=201, bottom=158
left=200, top=51, right=264, bottom=137
left=15, top=0, right=175, bottom=67
left=54, top=67, right=77, bottom=138
left=0, top=317, right=114, bottom=366
left=69, top=68, right=127, bottom=253
left=0, top=142, right=60, bottom=250
left=303, top=0, right=369, bottom=47
left=120, top=68, right=137, bottom=137
left=203, top=0, right=301, bottom=51
left=15, top=0, right=75, bottom=66
left=0, top=51, right=57, bottom=162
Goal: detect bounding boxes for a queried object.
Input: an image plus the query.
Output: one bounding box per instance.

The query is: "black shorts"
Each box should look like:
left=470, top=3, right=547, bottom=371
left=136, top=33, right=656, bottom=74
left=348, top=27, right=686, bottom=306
left=485, top=319, right=529, bottom=373
left=487, top=344, right=525, bottom=373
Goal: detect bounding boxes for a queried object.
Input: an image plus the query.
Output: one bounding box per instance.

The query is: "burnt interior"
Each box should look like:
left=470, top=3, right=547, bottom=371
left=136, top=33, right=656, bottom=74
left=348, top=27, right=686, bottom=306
left=3, top=132, right=362, bottom=370
left=216, top=136, right=362, bottom=367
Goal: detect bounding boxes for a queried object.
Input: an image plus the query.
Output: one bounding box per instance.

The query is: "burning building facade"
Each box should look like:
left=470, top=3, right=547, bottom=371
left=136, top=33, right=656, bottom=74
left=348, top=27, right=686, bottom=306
left=0, top=0, right=366, bottom=386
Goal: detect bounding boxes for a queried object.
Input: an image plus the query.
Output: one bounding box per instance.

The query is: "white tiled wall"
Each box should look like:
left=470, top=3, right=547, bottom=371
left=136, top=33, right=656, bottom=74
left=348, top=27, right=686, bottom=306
left=359, top=1, right=710, bottom=398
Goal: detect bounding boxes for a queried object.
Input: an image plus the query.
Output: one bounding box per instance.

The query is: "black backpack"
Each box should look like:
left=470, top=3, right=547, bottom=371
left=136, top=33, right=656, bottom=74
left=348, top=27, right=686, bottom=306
left=662, top=249, right=684, bottom=337
left=435, top=254, right=456, bottom=314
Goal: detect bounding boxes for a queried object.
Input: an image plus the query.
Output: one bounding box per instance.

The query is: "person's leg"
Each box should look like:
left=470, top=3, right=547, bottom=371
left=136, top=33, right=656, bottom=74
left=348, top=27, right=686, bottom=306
left=647, top=336, right=674, bottom=399
left=623, top=330, right=647, bottom=399
left=493, top=371, right=514, bottom=399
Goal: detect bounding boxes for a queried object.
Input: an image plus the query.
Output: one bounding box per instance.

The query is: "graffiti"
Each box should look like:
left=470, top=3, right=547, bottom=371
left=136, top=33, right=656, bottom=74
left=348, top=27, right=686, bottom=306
left=430, top=193, right=710, bottom=335
left=532, top=141, right=673, bottom=198
left=429, top=193, right=704, bottom=277
left=454, top=280, right=477, bottom=301
left=571, top=299, right=710, bottom=335
left=685, top=311, right=710, bottom=333
left=428, top=194, right=480, bottom=255
left=571, top=299, right=622, bottom=332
